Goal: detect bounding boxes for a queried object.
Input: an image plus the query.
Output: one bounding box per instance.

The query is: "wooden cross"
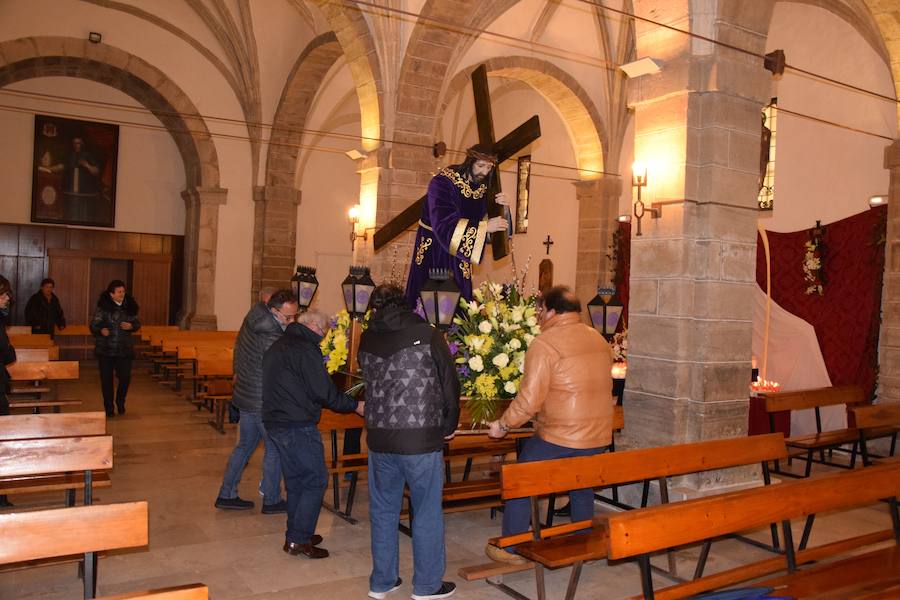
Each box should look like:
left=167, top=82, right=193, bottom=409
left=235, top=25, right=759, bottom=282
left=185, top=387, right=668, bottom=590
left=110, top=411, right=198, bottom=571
left=543, top=235, right=554, bottom=255
left=373, top=64, right=541, bottom=261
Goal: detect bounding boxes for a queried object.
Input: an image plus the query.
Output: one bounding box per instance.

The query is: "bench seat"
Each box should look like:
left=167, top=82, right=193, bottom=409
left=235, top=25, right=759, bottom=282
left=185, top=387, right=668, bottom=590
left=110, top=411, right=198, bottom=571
left=0, top=471, right=111, bottom=496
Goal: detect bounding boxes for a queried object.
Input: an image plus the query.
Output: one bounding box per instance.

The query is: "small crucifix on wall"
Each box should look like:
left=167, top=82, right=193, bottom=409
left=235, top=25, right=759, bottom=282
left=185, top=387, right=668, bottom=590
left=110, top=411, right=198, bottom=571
left=542, top=235, right=554, bottom=255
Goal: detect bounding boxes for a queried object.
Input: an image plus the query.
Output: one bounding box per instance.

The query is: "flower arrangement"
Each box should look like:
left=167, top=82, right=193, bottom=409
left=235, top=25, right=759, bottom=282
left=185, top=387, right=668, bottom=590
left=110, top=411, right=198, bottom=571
left=611, top=328, right=627, bottom=362
left=803, top=222, right=826, bottom=296
left=750, top=377, right=781, bottom=395
left=320, top=309, right=370, bottom=374
left=448, top=281, right=540, bottom=426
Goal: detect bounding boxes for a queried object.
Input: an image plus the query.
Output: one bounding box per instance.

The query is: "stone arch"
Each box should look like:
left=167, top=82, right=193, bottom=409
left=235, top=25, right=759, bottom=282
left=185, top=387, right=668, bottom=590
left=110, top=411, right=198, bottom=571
left=0, top=36, right=223, bottom=328
left=254, top=32, right=343, bottom=297
left=439, top=56, right=607, bottom=178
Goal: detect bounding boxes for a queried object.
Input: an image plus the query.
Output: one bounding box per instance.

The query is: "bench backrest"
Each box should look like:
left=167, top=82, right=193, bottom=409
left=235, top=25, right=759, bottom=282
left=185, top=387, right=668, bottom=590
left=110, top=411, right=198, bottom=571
left=8, top=333, right=53, bottom=348
left=851, top=403, right=900, bottom=429
left=0, top=435, right=113, bottom=477
left=606, top=460, right=900, bottom=559
left=501, top=433, right=787, bottom=500
left=13, top=348, right=51, bottom=362
left=0, top=412, right=106, bottom=441
left=318, top=408, right=364, bottom=432
left=7, top=360, right=79, bottom=381
left=5, top=326, right=31, bottom=335
left=163, top=334, right=236, bottom=353
left=54, top=324, right=92, bottom=336
left=100, top=584, right=209, bottom=600
left=0, top=501, right=148, bottom=564
left=196, top=357, right=233, bottom=377
left=762, top=385, right=865, bottom=413
left=140, top=325, right=180, bottom=341
left=178, top=345, right=233, bottom=361
left=151, top=331, right=236, bottom=347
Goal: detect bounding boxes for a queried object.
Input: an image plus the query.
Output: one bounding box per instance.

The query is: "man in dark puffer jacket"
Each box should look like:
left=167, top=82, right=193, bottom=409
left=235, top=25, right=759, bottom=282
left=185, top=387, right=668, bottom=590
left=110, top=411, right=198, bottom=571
left=358, top=284, right=460, bottom=600
left=214, top=288, right=291, bottom=512
left=90, top=280, right=140, bottom=417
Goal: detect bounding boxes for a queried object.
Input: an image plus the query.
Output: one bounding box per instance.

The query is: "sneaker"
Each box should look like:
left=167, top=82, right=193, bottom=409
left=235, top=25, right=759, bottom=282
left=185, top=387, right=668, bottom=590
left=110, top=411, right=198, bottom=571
left=411, top=582, right=456, bottom=600
left=368, top=577, right=402, bottom=599
left=214, top=496, right=254, bottom=510
left=485, top=543, right=528, bottom=565
left=261, top=500, right=287, bottom=514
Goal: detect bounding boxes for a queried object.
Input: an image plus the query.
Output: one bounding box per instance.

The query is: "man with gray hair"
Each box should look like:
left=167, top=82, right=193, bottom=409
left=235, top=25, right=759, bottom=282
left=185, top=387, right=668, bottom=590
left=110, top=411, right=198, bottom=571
left=214, top=288, right=294, bottom=512
left=263, top=309, right=363, bottom=559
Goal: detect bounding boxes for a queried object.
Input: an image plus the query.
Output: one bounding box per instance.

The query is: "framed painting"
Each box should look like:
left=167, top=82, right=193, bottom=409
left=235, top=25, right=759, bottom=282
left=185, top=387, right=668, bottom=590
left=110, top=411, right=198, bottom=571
left=31, top=114, right=119, bottom=228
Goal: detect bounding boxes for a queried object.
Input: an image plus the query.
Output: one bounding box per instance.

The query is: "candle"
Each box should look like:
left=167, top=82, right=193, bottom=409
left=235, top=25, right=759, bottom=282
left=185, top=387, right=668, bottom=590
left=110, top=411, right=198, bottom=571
left=611, top=362, right=627, bottom=380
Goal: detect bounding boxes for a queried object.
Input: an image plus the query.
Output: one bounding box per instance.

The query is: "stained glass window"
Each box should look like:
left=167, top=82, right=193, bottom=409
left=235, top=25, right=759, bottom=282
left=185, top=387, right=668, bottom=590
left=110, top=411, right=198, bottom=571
left=758, top=97, right=777, bottom=211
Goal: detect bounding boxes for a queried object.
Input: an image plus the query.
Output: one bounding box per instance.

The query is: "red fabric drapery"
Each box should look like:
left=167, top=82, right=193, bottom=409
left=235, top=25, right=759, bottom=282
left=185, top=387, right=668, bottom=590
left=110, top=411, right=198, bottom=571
left=755, top=207, right=887, bottom=400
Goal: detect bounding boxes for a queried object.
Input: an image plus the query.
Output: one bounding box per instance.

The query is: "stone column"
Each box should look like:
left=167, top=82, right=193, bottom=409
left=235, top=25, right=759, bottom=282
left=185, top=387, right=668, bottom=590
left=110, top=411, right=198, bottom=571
left=251, top=184, right=302, bottom=301
left=623, top=1, right=774, bottom=494
left=180, top=186, right=227, bottom=330
left=876, top=140, right=900, bottom=406
left=574, top=176, right=622, bottom=309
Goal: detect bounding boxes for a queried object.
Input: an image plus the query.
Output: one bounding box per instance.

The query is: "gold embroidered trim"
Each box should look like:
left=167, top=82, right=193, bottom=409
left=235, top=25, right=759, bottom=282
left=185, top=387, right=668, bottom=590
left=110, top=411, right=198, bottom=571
left=449, top=219, right=469, bottom=256
left=440, top=168, right=487, bottom=199
left=415, top=236, right=433, bottom=265
left=418, top=219, right=433, bottom=232
left=460, top=226, right=478, bottom=259
left=470, top=218, right=489, bottom=265
left=459, top=261, right=471, bottom=280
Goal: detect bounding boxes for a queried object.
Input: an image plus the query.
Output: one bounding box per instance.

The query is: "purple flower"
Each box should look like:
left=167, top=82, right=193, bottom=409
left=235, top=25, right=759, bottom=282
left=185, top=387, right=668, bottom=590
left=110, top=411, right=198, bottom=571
left=457, top=365, right=471, bottom=378
left=448, top=341, right=459, bottom=355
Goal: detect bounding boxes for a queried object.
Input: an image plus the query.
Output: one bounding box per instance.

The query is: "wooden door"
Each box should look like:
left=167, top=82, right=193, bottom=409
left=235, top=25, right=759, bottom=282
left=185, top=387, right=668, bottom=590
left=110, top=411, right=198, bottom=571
left=49, top=254, right=90, bottom=325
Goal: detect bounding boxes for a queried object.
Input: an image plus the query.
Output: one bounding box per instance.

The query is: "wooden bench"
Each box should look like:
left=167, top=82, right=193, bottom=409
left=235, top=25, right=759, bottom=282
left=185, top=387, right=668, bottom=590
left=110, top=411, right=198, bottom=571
left=461, top=432, right=788, bottom=600
left=0, top=432, right=112, bottom=507
left=13, top=347, right=52, bottom=362
left=762, top=385, right=865, bottom=477
left=178, top=344, right=233, bottom=397
left=0, top=500, right=206, bottom=599
left=7, top=360, right=80, bottom=413
left=606, top=460, right=900, bottom=600
left=318, top=408, right=367, bottom=524
left=194, top=351, right=234, bottom=432
left=5, top=325, right=32, bottom=335
left=852, top=402, right=900, bottom=466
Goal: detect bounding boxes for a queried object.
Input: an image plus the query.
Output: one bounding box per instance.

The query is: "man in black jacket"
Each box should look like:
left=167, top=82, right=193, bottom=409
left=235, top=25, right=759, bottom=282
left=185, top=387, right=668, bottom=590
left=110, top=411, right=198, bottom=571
left=358, top=284, right=460, bottom=600
left=0, top=275, right=16, bottom=507
left=262, top=310, right=362, bottom=560
left=24, top=278, right=66, bottom=337
left=214, top=287, right=288, bottom=513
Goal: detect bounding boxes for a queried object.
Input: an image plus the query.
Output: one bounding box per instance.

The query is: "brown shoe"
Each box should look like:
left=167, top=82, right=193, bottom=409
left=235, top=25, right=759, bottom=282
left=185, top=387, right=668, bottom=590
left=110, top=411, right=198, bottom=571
left=485, top=543, right=527, bottom=565
left=283, top=541, right=329, bottom=559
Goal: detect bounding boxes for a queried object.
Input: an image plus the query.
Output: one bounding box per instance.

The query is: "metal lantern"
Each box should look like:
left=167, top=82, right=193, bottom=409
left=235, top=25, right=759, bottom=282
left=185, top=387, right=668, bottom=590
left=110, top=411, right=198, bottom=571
left=342, top=265, right=376, bottom=318
left=588, top=286, right=624, bottom=340
left=419, top=268, right=461, bottom=330
left=290, top=265, right=319, bottom=311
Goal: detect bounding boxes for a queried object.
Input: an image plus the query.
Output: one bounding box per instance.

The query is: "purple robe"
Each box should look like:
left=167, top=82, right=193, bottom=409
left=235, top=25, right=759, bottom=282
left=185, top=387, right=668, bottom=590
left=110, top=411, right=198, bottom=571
left=405, top=167, right=490, bottom=307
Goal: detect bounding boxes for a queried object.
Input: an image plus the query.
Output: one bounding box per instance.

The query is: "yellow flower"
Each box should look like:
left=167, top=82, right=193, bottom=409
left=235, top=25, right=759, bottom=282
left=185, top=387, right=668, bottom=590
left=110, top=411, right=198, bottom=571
left=474, top=373, right=498, bottom=398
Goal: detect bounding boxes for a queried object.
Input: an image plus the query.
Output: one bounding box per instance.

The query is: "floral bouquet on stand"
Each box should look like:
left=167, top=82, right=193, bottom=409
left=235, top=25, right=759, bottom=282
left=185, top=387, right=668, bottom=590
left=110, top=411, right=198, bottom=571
left=448, top=281, right=540, bottom=427
left=320, top=308, right=370, bottom=396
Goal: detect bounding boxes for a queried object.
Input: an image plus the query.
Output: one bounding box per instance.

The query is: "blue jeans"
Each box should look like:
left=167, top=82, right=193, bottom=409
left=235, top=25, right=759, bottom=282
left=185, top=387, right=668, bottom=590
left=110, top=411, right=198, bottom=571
left=218, top=410, right=283, bottom=504
left=268, top=424, right=328, bottom=545
left=502, top=436, right=608, bottom=540
left=368, top=451, right=445, bottom=596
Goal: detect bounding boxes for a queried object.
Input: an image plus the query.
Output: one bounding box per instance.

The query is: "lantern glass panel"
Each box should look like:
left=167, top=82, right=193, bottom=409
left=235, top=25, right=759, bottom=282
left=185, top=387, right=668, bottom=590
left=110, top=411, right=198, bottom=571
left=422, top=292, right=438, bottom=325
left=296, top=281, right=317, bottom=308
left=436, top=290, right=459, bottom=326
left=605, top=305, right=623, bottom=334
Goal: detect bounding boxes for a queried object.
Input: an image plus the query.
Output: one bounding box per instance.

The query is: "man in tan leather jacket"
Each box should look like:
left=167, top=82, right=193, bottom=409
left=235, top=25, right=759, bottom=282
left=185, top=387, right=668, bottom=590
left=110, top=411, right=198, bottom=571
left=485, top=285, right=615, bottom=564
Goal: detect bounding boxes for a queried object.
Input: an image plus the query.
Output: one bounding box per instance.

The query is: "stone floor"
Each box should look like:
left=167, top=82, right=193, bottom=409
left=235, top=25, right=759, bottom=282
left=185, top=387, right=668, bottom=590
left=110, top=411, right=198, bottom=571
left=0, top=363, right=893, bottom=599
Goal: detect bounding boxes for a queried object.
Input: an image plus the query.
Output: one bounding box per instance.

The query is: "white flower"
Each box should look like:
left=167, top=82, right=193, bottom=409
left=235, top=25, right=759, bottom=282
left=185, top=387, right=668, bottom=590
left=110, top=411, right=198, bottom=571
left=467, top=301, right=481, bottom=316
left=468, top=355, right=484, bottom=372
left=515, top=353, right=526, bottom=373
left=492, top=353, right=510, bottom=368
left=523, top=333, right=535, bottom=345
left=511, top=307, right=525, bottom=323
left=490, top=282, right=503, bottom=297
left=508, top=338, right=522, bottom=350
left=526, top=316, right=538, bottom=327
left=478, top=320, right=493, bottom=334
left=504, top=381, right=517, bottom=394
left=469, top=336, right=485, bottom=352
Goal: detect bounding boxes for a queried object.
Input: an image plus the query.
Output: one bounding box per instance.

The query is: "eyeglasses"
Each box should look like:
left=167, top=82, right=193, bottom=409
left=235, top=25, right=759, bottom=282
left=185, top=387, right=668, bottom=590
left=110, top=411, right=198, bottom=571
left=275, top=308, right=299, bottom=322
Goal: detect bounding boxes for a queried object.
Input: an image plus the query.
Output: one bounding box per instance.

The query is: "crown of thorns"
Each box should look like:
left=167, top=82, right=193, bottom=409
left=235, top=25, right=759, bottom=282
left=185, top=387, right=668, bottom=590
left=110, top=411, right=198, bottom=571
left=465, top=145, right=498, bottom=164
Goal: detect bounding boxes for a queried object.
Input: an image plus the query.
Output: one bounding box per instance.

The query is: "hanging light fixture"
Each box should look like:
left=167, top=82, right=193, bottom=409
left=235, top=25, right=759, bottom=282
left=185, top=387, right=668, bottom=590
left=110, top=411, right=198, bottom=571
left=342, top=265, right=376, bottom=318
left=419, top=268, right=461, bottom=330
left=290, top=265, right=319, bottom=312
left=587, top=286, right=624, bottom=340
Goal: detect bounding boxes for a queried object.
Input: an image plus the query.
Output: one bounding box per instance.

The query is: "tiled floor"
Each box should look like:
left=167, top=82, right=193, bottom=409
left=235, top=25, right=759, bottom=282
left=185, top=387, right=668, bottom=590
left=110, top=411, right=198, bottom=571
left=0, top=364, right=893, bottom=599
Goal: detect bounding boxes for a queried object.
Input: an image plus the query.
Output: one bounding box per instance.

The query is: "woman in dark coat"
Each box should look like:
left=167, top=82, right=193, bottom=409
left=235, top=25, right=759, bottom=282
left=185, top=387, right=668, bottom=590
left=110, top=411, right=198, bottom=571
left=0, top=275, right=17, bottom=506
left=90, top=280, right=140, bottom=417
left=24, top=278, right=66, bottom=337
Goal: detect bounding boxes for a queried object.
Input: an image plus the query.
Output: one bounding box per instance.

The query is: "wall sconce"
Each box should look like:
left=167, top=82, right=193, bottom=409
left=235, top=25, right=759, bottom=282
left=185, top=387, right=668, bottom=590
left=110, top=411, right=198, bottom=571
left=616, top=214, right=632, bottom=224
left=631, top=161, right=659, bottom=236
left=869, top=195, right=888, bottom=208
left=88, top=32, right=102, bottom=44
left=348, top=205, right=376, bottom=252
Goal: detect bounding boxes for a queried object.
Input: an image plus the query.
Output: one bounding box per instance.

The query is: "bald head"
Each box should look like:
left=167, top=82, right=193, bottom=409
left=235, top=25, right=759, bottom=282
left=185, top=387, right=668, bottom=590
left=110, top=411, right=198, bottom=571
left=540, top=285, right=581, bottom=315
left=297, top=309, right=329, bottom=336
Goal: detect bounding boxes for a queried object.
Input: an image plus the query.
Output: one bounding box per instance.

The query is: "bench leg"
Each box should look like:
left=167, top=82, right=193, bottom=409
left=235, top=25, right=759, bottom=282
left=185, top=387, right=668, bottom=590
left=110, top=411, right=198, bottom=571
left=83, top=551, right=97, bottom=599
left=462, top=458, right=473, bottom=481
left=638, top=555, right=654, bottom=600
left=564, top=561, right=583, bottom=600
left=640, top=480, right=650, bottom=508
left=799, top=514, right=816, bottom=550
left=693, top=540, right=712, bottom=579
left=534, top=563, right=547, bottom=600
left=804, top=450, right=813, bottom=478
left=545, top=494, right=556, bottom=528
left=66, top=488, right=76, bottom=507
left=781, top=520, right=797, bottom=572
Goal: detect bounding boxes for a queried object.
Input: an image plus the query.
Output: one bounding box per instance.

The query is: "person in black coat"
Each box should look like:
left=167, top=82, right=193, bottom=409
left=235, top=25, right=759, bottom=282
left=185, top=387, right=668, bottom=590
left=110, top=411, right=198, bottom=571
left=0, top=275, right=17, bottom=507
left=90, top=280, right=141, bottom=417
left=24, top=278, right=66, bottom=337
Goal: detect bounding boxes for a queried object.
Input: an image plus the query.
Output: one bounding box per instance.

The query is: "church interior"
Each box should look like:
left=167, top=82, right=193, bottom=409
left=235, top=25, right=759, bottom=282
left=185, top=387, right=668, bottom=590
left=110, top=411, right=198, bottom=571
left=2, top=0, right=900, bottom=598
